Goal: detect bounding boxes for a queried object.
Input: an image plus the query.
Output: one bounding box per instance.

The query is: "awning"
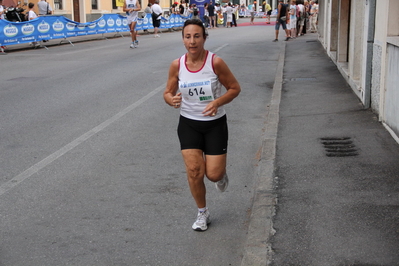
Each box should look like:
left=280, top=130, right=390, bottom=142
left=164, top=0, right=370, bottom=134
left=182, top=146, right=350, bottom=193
left=3, top=0, right=18, bottom=7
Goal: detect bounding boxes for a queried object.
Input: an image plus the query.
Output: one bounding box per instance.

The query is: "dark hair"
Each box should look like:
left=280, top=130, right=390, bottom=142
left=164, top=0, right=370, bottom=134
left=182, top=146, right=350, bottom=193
left=182, top=19, right=207, bottom=39
left=28, top=2, right=34, bottom=8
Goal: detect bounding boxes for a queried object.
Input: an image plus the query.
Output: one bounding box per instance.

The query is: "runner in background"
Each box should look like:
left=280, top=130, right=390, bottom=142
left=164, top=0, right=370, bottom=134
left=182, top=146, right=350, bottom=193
left=123, top=0, right=141, bottom=48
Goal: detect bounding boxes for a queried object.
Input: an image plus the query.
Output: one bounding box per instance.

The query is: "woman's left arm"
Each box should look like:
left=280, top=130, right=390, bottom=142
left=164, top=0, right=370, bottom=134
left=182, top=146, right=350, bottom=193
left=202, top=56, right=241, bottom=116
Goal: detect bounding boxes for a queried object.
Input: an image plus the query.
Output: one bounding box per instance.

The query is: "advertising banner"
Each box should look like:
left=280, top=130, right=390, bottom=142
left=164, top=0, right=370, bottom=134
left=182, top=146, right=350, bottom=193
left=0, top=13, right=190, bottom=47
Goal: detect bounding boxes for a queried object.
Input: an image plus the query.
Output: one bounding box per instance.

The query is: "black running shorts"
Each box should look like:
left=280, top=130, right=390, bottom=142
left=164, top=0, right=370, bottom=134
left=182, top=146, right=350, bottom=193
left=177, top=115, right=228, bottom=155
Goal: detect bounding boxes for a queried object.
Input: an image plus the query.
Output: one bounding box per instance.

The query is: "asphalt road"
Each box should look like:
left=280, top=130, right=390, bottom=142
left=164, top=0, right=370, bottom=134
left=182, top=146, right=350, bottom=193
left=0, top=23, right=279, bottom=265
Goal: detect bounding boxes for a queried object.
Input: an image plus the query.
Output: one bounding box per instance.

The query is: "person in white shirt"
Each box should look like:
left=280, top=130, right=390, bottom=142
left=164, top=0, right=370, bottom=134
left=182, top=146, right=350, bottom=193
left=27, top=3, right=39, bottom=47
left=28, top=3, right=38, bottom=20
left=123, top=0, right=141, bottom=48
left=37, top=0, right=52, bottom=15
left=297, top=1, right=305, bottom=36
left=289, top=0, right=297, bottom=38
left=0, top=0, right=5, bottom=20
left=225, top=3, right=235, bottom=28
left=309, top=0, right=318, bottom=32
left=163, top=19, right=241, bottom=231
left=151, top=0, right=163, bottom=37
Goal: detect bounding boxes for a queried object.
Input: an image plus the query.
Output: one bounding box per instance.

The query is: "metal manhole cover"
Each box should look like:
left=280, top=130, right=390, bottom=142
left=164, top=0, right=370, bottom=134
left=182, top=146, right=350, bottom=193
left=320, top=137, right=359, bottom=157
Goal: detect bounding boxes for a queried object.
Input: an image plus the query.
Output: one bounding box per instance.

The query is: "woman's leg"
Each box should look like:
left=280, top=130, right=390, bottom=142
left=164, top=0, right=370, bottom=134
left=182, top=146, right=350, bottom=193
left=205, top=154, right=227, bottom=182
left=181, top=149, right=206, bottom=208
left=130, top=21, right=137, bottom=42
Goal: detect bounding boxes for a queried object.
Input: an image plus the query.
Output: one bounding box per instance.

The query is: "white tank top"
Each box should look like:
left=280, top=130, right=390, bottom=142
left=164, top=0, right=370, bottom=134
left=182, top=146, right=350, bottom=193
left=125, top=0, right=139, bottom=20
left=178, top=51, right=225, bottom=121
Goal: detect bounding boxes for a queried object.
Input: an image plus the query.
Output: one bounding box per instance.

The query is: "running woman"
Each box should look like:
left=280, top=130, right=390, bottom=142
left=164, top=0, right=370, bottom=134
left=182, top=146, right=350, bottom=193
left=163, top=19, right=241, bottom=231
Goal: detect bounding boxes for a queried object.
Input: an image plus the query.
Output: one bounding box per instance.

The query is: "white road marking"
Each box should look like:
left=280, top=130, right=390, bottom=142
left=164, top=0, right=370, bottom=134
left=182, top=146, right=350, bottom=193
left=0, top=83, right=166, bottom=196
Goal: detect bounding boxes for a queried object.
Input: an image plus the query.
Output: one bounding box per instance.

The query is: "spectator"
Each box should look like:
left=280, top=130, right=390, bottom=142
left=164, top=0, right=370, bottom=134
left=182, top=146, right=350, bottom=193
left=179, top=0, right=185, bottom=16
left=203, top=3, right=210, bottom=28
left=207, top=1, right=216, bottom=28
left=190, top=3, right=199, bottom=20
left=215, top=3, right=222, bottom=26
left=0, top=0, right=5, bottom=52
left=265, top=1, right=272, bottom=24
left=248, top=2, right=255, bottom=25
left=28, top=3, right=38, bottom=20
left=37, top=0, right=52, bottom=15
left=143, top=3, right=152, bottom=34
left=151, top=0, right=163, bottom=37
left=27, top=2, right=39, bottom=46
left=222, top=4, right=227, bottom=27
left=289, top=0, right=297, bottom=38
left=232, top=4, right=238, bottom=27
left=297, top=0, right=305, bottom=36
left=0, top=0, right=5, bottom=20
left=144, top=2, right=152, bottom=15
left=309, top=0, right=318, bottom=32
left=225, top=3, right=235, bottom=28
left=273, top=0, right=290, bottom=42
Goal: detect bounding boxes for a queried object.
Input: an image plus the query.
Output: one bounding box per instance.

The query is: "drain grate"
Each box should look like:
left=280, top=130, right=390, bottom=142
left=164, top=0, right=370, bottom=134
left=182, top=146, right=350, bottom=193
left=320, top=137, right=359, bottom=157
left=290, top=77, right=317, bottom=81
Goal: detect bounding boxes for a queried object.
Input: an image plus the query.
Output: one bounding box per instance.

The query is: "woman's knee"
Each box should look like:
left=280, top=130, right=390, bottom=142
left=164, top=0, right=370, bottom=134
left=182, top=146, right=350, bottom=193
left=186, top=164, right=204, bottom=179
left=206, top=170, right=224, bottom=182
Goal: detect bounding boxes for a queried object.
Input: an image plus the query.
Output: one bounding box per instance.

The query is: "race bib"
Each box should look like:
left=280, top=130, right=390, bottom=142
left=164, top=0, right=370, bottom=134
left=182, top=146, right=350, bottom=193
left=179, top=79, right=214, bottom=102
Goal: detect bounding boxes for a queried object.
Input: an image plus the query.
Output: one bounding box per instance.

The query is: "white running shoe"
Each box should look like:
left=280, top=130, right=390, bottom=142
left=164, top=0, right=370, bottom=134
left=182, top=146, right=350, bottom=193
left=192, top=209, right=211, bottom=231
left=130, top=43, right=135, bottom=49
left=215, top=173, right=229, bottom=192
left=134, top=40, right=139, bottom=47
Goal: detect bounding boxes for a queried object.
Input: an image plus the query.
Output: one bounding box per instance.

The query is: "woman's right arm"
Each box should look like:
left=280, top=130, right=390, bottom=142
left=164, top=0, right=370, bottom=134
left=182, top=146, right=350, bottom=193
left=163, top=59, right=182, bottom=108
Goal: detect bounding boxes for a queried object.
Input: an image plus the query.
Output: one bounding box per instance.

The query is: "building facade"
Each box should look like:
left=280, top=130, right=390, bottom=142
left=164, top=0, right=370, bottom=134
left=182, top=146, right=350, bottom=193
left=317, top=0, right=399, bottom=143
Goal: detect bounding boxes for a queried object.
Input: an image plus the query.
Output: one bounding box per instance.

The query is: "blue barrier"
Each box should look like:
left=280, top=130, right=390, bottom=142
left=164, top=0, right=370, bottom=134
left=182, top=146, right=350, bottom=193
left=0, top=13, right=190, bottom=47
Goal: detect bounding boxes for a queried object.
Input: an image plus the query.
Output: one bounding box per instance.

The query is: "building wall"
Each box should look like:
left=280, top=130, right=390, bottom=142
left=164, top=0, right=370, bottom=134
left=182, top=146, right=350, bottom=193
left=318, top=0, right=399, bottom=143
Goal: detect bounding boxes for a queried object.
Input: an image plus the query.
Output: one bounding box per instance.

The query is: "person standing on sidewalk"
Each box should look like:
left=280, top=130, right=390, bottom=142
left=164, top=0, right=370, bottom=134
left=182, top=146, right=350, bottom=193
left=265, top=1, right=272, bottom=24
left=0, top=0, right=4, bottom=20
left=273, top=0, right=290, bottom=42
left=309, top=0, right=318, bottom=32
left=123, top=0, right=141, bottom=48
left=151, top=0, right=163, bottom=37
left=163, top=19, right=241, bottom=231
left=207, top=1, right=216, bottom=28
left=37, top=0, right=52, bottom=15
left=203, top=3, right=210, bottom=28
left=248, top=2, right=255, bottom=25
left=0, top=0, right=6, bottom=52
left=289, top=0, right=297, bottom=38
left=296, top=0, right=305, bottom=36
left=225, top=3, right=234, bottom=28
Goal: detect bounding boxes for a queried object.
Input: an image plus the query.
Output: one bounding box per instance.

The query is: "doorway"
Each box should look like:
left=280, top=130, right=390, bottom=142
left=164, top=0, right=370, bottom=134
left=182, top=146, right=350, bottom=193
left=73, top=0, right=80, bottom=22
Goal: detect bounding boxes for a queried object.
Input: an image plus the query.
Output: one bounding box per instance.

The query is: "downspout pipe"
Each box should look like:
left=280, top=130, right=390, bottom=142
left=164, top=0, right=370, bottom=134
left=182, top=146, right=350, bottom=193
left=364, top=0, right=376, bottom=109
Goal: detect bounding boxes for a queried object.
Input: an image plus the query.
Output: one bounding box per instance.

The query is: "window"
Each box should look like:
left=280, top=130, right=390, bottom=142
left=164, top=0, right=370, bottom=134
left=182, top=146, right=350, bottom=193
left=92, top=0, right=98, bottom=10
left=54, top=0, right=63, bottom=10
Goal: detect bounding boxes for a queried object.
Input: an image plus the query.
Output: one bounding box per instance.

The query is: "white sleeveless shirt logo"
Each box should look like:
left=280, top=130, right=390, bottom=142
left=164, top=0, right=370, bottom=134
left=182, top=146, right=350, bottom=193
left=178, top=51, right=225, bottom=121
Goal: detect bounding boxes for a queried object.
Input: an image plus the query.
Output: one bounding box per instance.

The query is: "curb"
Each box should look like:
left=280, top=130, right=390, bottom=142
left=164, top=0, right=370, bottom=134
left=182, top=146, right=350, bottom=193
left=241, top=41, right=286, bottom=265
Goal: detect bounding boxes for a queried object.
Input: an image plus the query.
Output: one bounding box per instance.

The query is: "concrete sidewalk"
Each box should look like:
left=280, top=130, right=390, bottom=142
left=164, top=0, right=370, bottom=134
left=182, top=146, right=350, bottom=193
left=269, top=33, right=399, bottom=265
